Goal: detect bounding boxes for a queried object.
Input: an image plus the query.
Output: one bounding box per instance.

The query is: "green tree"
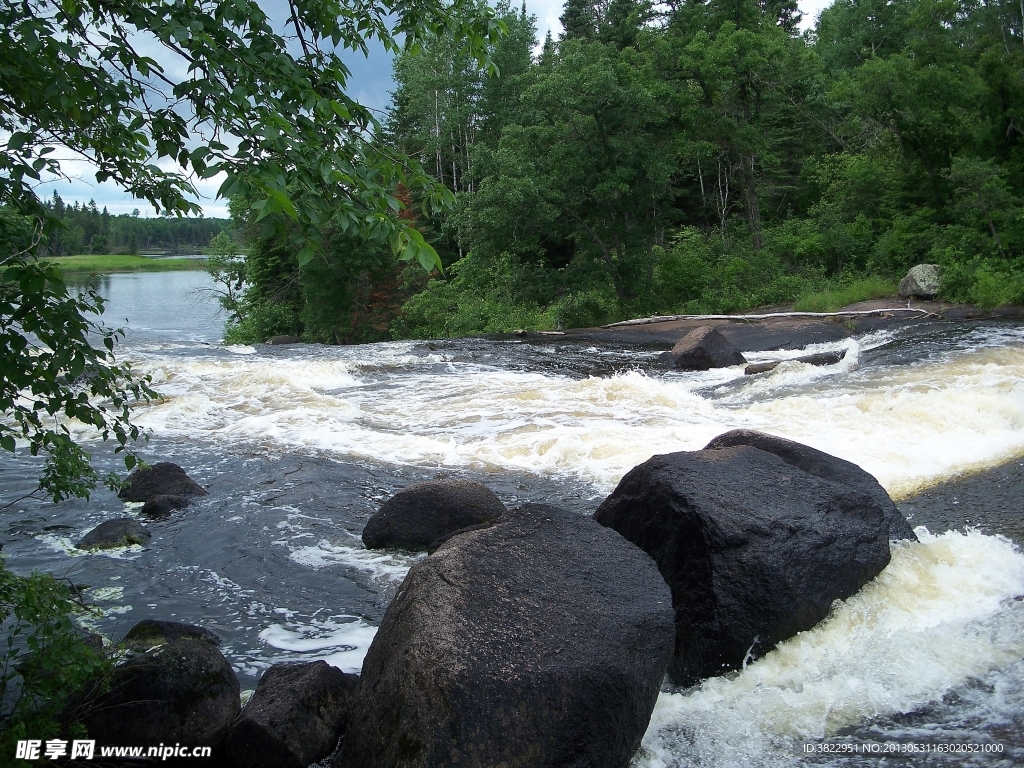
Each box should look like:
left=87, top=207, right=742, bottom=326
left=2, top=0, right=500, bottom=498
left=467, top=41, right=677, bottom=308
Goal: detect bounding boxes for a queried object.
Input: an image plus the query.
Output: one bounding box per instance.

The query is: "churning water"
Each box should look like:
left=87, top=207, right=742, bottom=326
left=3, top=271, right=1023, bottom=766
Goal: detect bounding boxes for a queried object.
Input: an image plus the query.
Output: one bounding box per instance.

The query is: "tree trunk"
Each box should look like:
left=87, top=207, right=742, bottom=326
left=741, top=154, right=763, bottom=250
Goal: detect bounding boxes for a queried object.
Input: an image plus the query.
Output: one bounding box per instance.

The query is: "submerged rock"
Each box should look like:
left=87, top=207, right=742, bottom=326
left=118, top=462, right=208, bottom=502
left=704, top=430, right=916, bottom=541
left=594, top=445, right=892, bottom=686
left=898, top=263, right=940, bottom=299
left=669, top=326, right=746, bottom=370
left=743, top=349, right=847, bottom=375
left=226, top=661, right=358, bottom=768
left=76, top=518, right=151, bottom=550
left=123, top=619, right=222, bottom=649
left=79, top=638, right=240, bottom=749
left=362, top=479, right=506, bottom=552
left=339, top=503, right=674, bottom=768
left=141, top=493, right=190, bottom=517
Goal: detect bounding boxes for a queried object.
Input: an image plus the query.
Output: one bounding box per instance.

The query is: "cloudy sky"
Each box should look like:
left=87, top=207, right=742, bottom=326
left=37, top=0, right=833, bottom=219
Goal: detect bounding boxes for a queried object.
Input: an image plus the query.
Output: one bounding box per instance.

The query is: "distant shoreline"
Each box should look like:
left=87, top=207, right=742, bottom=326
left=46, top=254, right=207, bottom=273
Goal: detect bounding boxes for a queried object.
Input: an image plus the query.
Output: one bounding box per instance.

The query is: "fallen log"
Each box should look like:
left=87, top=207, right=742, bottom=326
left=602, top=307, right=935, bottom=328
left=744, top=349, right=846, bottom=375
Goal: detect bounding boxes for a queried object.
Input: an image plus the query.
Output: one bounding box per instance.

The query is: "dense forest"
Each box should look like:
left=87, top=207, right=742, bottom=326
left=40, top=192, right=229, bottom=255
left=223, top=0, right=1024, bottom=344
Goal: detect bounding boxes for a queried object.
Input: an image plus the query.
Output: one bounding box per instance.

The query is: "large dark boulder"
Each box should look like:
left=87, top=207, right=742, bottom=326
left=76, top=518, right=151, bottom=550
left=79, top=639, right=240, bottom=749
left=226, top=661, right=358, bottom=768
left=594, top=446, right=892, bottom=686
left=338, top=504, right=674, bottom=768
left=141, top=493, right=190, bottom=517
left=669, top=326, right=746, bottom=370
left=704, top=429, right=916, bottom=541
left=118, top=462, right=208, bottom=502
left=123, top=619, right=222, bottom=649
left=362, top=479, right=507, bottom=551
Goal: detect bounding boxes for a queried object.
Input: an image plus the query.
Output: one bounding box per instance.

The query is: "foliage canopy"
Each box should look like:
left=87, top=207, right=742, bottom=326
left=1, top=0, right=501, bottom=498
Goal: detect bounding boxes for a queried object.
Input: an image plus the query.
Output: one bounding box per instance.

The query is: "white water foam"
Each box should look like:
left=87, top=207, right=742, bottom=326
left=634, top=528, right=1024, bottom=768
left=118, top=330, right=1024, bottom=497
left=287, top=537, right=424, bottom=580
left=258, top=617, right=378, bottom=674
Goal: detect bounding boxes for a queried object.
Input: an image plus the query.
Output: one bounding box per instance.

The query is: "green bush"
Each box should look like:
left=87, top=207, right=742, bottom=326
left=223, top=301, right=300, bottom=344
left=793, top=276, right=897, bottom=312
left=553, top=289, right=618, bottom=329
left=0, top=561, right=108, bottom=763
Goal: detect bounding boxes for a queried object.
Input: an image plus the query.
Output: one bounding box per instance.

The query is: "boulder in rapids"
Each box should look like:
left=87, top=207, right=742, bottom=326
left=226, top=661, right=358, bottom=768
left=338, top=503, right=674, bottom=768
left=267, top=335, right=303, bottom=345
left=593, top=445, right=892, bottom=686
left=118, top=462, right=208, bottom=502
left=78, top=638, right=240, bottom=750
left=123, top=619, right=222, bottom=649
left=76, top=518, right=151, bottom=550
left=704, top=430, right=916, bottom=541
left=898, top=263, right=940, bottom=299
left=361, top=479, right=507, bottom=552
left=141, top=493, right=191, bottom=517
left=669, top=326, right=746, bottom=370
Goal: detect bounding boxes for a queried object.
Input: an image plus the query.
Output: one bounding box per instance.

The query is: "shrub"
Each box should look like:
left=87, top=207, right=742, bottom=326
left=0, top=561, right=108, bottom=761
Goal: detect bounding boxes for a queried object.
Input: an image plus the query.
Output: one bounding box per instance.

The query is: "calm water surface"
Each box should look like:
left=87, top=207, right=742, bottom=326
left=3, top=271, right=1023, bottom=766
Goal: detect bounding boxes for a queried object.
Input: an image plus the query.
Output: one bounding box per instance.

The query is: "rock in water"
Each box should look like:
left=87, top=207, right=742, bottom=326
left=339, top=504, right=674, bottom=768
left=898, top=263, right=940, bottom=299
left=704, top=429, right=916, bottom=541
left=79, top=639, right=240, bottom=749
left=76, top=518, right=151, bottom=550
left=118, top=462, right=208, bottom=502
left=669, top=326, right=746, bottom=370
left=141, top=493, right=190, bottom=517
left=743, top=349, right=846, bottom=375
left=362, top=479, right=507, bottom=551
left=226, top=661, right=358, bottom=768
left=123, top=619, right=222, bottom=649
left=594, top=446, right=892, bottom=686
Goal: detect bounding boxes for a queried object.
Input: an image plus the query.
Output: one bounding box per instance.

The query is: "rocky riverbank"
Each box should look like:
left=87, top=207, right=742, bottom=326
left=555, top=299, right=1024, bottom=351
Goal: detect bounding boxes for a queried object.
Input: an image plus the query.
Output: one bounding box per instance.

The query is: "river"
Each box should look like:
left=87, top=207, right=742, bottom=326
left=2, top=270, right=1023, bottom=766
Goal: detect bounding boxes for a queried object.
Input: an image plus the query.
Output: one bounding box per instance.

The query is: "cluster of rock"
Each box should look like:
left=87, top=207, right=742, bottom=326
left=74, top=463, right=206, bottom=551
left=71, top=619, right=356, bottom=768
left=74, top=435, right=914, bottom=766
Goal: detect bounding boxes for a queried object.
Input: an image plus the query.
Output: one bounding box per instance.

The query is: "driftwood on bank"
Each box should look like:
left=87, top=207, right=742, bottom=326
left=602, top=307, right=936, bottom=328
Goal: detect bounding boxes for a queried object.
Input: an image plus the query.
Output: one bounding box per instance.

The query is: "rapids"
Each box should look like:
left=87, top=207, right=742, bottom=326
left=2, top=270, right=1022, bottom=766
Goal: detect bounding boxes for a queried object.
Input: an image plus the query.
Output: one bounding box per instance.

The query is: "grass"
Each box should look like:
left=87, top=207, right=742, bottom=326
left=41, top=254, right=207, bottom=273
left=792, top=277, right=897, bottom=313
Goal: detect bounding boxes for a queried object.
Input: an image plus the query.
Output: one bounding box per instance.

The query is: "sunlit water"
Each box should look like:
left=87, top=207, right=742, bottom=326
left=3, top=271, right=1023, bottom=765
